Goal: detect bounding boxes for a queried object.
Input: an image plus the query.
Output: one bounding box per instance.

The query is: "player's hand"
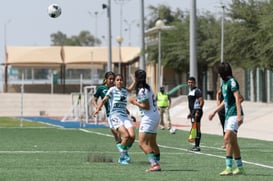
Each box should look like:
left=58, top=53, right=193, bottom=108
left=128, top=97, right=136, bottom=105
left=238, top=119, right=243, bottom=126
left=92, top=110, right=99, bottom=117
left=95, top=106, right=101, bottom=111
left=237, top=115, right=243, bottom=126
left=208, top=112, right=215, bottom=121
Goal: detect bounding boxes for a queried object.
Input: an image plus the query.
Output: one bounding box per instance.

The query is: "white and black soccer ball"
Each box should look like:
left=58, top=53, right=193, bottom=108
left=48, top=4, right=62, bottom=18
left=169, top=128, right=176, bottom=134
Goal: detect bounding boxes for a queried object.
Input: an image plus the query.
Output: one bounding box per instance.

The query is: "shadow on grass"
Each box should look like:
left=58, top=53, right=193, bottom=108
left=135, top=161, right=198, bottom=172
left=246, top=173, right=273, bottom=177
left=161, top=169, right=198, bottom=172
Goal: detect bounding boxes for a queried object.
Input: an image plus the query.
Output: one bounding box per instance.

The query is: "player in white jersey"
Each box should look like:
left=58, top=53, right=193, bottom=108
left=93, top=74, right=135, bottom=165
left=92, top=72, right=121, bottom=145
left=129, top=69, right=161, bottom=172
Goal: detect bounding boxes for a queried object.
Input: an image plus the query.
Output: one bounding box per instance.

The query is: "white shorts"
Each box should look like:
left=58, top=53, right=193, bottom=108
left=139, top=116, right=160, bottom=134
left=109, top=115, right=133, bottom=130
left=107, top=117, right=114, bottom=129
left=224, top=116, right=244, bottom=134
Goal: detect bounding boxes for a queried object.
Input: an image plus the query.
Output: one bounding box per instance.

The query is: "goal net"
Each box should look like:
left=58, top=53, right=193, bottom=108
left=83, top=85, right=106, bottom=125
left=61, top=86, right=106, bottom=127
left=61, top=92, right=83, bottom=123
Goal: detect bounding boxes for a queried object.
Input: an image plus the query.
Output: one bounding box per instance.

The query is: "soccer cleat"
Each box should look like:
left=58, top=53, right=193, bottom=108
left=190, top=146, right=201, bottom=152
left=125, top=152, right=131, bottom=162
left=118, top=157, right=129, bottom=165
left=146, top=164, right=161, bottom=172
left=219, top=168, right=232, bottom=176
left=233, top=167, right=246, bottom=175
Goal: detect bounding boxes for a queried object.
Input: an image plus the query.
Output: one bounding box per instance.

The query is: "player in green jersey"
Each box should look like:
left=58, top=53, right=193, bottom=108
left=209, top=62, right=245, bottom=176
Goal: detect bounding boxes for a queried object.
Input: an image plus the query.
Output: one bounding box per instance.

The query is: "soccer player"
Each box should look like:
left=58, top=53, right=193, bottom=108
left=129, top=69, right=161, bottom=172
left=208, top=62, right=245, bottom=176
left=187, top=77, right=204, bottom=152
left=93, top=71, right=121, bottom=145
left=93, top=74, right=135, bottom=165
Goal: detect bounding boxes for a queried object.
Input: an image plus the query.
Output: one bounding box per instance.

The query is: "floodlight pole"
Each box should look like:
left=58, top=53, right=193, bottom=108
left=104, top=0, right=112, bottom=72
left=221, top=5, right=225, bottom=63
left=124, top=19, right=136, bottom=46
left=116, top=36, right=123, bottom=74
left=155, top=20, right=165, bottom=91
left=190, top=0, right=198, bottom=83
left=139, top=0, right=145, bottom=70
left=4, top=19, right=11, bottom=92
left=20, top=73, right=24, bottom=128
left=88, top=11, right=99, bottom=46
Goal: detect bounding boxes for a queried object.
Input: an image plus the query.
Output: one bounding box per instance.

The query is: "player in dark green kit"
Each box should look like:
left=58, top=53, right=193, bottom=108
left=209, top=62, right=245, bottom=176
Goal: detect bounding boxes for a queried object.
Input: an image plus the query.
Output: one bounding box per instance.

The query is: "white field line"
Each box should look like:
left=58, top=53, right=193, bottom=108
left=0, top=150, right=187, bottom=156
left=1, top=128, right=272, bottom=170
left=79, top=128, right=273, bottom=170
left=0, top=150, right=88, bottom=154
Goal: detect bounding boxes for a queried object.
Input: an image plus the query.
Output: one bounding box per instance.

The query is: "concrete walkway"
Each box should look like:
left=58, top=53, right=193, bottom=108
left=170, top=96, right=273, bottom=142
left=0, top=93, right=272, bottom=142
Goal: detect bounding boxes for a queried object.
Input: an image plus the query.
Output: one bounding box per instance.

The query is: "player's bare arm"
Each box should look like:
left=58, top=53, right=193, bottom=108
left=234, top=91, right=243, bottom=126
left=93, top=96, right=108, bottom=116
left=208, top=101, right=225, bottom=121
left=129, top=97, right=150, bottom=110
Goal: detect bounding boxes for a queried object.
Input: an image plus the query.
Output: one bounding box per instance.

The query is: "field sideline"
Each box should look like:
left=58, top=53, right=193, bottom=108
left=1, top=117, right=273, bottom=181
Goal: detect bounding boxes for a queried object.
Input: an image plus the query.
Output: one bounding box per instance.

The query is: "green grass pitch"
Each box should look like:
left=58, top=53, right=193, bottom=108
left=0, top=117, right=273, bottom=181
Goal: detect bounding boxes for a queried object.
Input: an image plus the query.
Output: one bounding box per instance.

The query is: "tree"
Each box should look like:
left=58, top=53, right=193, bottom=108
left=146, top=4, right=221, bottom=90
left=50, top=30, right=101, bottom=46
left=224, top=0, right=273, bottom=101
left=146, top=4, right=187, bottom=73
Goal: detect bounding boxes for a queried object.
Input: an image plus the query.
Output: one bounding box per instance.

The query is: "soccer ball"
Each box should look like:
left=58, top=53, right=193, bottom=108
left=169, top=128, right=176, bottom=134
left=48, top=4, right=62, bottom=18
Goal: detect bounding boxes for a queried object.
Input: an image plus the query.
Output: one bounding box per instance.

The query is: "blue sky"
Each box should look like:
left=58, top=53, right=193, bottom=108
left=0, top=0, right=231, bottom=62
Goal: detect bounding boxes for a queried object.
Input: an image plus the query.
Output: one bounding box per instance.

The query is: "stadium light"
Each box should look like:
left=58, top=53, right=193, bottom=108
left=155, top=19, right=165, bottom=91
left=116, top=36, right=123, bottom=74
left=145, top=20, right=175, bottom=91
left=124, top=19, right=136, bottom=46
left=102, top=1, right=112, bottom=72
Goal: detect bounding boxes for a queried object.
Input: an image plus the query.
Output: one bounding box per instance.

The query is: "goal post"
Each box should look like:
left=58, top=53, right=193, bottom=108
left=83, top=86, right=96, bottom=125
left=61, top=92, right=82, bottom=123
left=61, top=85, right=107, bottom=127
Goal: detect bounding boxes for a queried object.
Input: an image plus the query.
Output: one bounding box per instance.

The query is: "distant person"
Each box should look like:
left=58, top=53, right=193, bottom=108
left=156, top=86, right=172, bottom=130
left=93, top=74, right=135, bottom=165
left=209, top=62, right=245, bottom=176
left=129, top=69, right=161, bottom=172
left=187, top=77, right=204, bottom=152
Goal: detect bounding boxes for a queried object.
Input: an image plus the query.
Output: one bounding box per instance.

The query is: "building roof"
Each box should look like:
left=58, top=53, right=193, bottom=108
left=6, top=46, right=63, bottom=67
left=63, top=46, right=140, bottom=64
left=5, top=46, right=141, bottom=67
